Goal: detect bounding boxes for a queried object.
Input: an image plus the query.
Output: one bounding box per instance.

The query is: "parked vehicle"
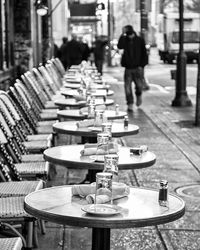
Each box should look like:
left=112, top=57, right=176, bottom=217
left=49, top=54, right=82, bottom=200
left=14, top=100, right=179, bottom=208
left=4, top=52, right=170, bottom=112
left=157, top=12, right=200, bottom=63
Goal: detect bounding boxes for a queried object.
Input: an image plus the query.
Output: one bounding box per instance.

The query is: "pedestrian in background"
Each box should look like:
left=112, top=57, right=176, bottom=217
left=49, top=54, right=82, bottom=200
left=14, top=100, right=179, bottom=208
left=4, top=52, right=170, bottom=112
left=67, top=34, right=83, bottom=67
left=93, top=35, right=107, bottom=75
left=78, top=36, right=90, bottom=62
left=117, top=25, right=148, bottom=111
left=59, top=37, right=69, bottom=70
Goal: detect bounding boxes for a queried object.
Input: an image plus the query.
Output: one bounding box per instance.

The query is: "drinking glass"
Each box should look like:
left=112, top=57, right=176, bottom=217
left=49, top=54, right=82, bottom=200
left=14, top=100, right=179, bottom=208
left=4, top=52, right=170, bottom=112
left=104, top=154, right=119, bottom=182
left=94, top=110, right=105, bottom=127
left=88, top=103, right=96, bottom=118
left=95, top=172, right=113, bottom=204
left=101, top=122, right=112, bottom=138
left=96, top=132, right=111, bottom=155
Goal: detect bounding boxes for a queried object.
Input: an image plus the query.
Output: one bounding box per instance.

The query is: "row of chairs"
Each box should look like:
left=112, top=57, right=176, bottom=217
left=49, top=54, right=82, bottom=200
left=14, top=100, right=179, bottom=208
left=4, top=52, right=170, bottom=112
left=0, top=58, right=66, bottom=249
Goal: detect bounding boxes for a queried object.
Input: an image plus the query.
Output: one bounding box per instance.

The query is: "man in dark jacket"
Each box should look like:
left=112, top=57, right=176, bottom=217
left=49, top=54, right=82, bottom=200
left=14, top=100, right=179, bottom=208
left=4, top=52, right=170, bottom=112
left=67, top=34, right=83, bottom=67
left=59, top=37, right=68, bottom=70
left=117, top=25, right=148, bottom=111
left=93, top=36, right=107, bottom=75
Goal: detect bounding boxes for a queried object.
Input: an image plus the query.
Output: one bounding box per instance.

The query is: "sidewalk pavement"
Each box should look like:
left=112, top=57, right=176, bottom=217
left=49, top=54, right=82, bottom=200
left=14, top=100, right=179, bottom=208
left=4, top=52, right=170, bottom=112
left=38, top=67, right=200, bottom=250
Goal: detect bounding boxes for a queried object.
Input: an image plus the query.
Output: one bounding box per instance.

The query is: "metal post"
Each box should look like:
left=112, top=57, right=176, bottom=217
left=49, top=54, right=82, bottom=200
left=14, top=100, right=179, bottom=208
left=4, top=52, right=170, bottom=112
left=171, top=0, right=192, bottom=107
left=107, top=0, right=112, bottom=66
left=195, top=51, right=200, bottom=125
left=140, top=0, right=147, bottom=41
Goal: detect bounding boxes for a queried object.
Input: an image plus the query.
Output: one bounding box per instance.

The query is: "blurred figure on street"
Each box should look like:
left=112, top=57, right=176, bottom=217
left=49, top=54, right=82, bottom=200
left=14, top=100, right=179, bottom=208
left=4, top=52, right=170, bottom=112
left=117, top=25, right=148, bottom=111
left=78, top=36, right=90, bottom=62
left=59, top=37, right=69, bottom=70
left=67, top=34, right=83, bottom=67
left=53, top=42, right=59, bottom=58
left=88, top=41, right=95, bottom=66
left=93, top=35, right=107, bottom=75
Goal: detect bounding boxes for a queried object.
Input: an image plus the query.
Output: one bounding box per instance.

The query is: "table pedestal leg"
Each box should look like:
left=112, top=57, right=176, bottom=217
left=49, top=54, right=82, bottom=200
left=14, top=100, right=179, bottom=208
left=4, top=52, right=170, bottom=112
left=87, top=170, right=99, bottom=183
left=92, top=228, right=110, bottom=250
left=81, top=136, right=97, bottom=144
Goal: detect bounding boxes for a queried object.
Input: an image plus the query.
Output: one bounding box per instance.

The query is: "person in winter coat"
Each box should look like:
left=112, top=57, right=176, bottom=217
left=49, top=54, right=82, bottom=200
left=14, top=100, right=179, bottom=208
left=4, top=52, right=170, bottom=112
left=117, top=25, right=148, bottom=111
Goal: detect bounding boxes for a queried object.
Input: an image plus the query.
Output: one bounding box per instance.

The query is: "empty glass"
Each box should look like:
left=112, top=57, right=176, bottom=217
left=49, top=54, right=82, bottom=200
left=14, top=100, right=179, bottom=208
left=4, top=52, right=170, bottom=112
left=95, top=132, right=111, bottom=157
left=104, top=154, right=119, bottom=182
left=95, top=172, right=113, bottom=204
left=101, top=122, right=112, bottom=138
left=94, top=110, right=105, bottom=127
left=88, top=103, right=96, bottom=118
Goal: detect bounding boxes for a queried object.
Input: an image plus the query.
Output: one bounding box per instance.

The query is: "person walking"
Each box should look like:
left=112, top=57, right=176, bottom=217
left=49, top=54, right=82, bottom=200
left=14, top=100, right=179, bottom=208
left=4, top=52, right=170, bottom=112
left=59, top=37, right=69, bottom=70
left=78, top=36, right=90, bottom=62
left=117, top=25, right=148, bottom=111
left=93, top=36, right=107, bottom=75
left=67, top=34, right=83, bottom=67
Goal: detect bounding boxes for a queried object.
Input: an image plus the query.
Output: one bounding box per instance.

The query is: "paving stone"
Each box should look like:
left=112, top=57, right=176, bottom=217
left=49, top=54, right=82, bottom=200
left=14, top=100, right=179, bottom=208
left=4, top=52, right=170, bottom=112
left=119, top=170, right=138, bottom=186
left=134, top=168, right=200, bottom=184
left=160, top=230, right=200, bottom=250
left=37, top=227, right=64, bottom=250
left=158, top=211, right=200, bottom=230
left=64, top=227, right=92, bottom=250
left=111, top=228, right=165, bottom=250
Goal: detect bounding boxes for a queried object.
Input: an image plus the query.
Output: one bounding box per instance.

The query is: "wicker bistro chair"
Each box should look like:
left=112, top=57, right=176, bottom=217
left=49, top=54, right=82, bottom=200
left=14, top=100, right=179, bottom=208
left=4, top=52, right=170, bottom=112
left=45, top=63, right=62, bottom=91
left=32, top=67, right=54, bottom=101
left=0, top=237, right=23, bottom=250
left=0, top=102, right=51, bottom=155
left=0, top=159, right=44, bottom=198
left=23, top=71, right=57, bottom=110
left=8, top=87, right=54, bottom=135
left=0, top=127, right=49, bottom=180
left=14, top=81, right=58, bottom=122
left=46, top=60, right=64, bottom=87
left=0, top=91, right=53, bottom=148
left=38, top=65, right=58, bottom=95
left=0, top=196, right=38, bottom=248
left=53, top=57, right=66, bottom=77
left=0, top=161, right=45, bottom=249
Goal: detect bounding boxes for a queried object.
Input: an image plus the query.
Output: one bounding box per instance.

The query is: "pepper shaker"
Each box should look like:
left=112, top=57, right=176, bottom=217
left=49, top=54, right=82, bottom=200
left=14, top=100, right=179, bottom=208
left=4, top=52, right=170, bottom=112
left=158, top=180, right=168, bottom=207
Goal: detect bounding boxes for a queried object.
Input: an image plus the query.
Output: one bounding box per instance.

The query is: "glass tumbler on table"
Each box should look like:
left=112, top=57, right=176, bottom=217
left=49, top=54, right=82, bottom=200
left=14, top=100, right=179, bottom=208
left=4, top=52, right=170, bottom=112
left=104, top=154, right=119, bottom=182
left=94, top=110, right=105, bottom=127
left=96, top=132, right=111, bottom=154
left=102, top=122, right=112, bottom=139
left=95, top=172, right=113, bottom=204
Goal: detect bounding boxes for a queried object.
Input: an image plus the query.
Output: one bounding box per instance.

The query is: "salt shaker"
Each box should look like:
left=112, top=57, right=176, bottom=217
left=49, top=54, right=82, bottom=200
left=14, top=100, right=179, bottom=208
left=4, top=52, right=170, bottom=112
left=115, top=104, right=119, bottom=114
left=158, top=180, right=168, bottom=207
left=124, top=115, right=129, bottom=129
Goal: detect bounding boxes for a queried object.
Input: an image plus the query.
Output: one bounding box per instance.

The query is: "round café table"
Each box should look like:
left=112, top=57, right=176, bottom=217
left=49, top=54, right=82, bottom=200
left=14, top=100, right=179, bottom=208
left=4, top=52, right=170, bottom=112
left=54, top=98, right=114, bottom=109
left=57, top=109, right=127, bottom=121
left=64, top=82, right=110, bottom=90
left=24, top=186, right=185, bottom=250
left=61, top=89, right=114, bottom=98
left=44, top=145, right=156, bottom=182
left=53, top=121, right=139, bottom=138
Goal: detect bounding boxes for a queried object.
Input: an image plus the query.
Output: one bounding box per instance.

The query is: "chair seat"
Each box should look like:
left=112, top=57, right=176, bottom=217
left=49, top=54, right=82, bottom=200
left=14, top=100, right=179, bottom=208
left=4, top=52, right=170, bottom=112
left=36, top=125, right=53, bottom=134
left=40, top=112, right=57, bottom=121
left=0, top=196, right=31, bottom=218
left=44, top=100, right=58, bottom=109
left=0, top=180, right=44, bottom=197
left=15, top=161, right=49, bottom=177
left=27, top=133, right=51, bottom=141
left=21, top=154, right=44, bottom=162
left=23, top=140, right=49, bottom=154
left=37, top=120, right=57, bottom=126
left=0, top=237, right=23, bottom=250
left=41, top=108, right=58, bottom=113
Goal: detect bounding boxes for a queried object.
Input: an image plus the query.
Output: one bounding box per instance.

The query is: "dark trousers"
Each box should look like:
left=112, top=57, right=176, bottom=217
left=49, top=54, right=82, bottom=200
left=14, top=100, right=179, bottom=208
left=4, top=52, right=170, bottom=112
left=124, top=67, right=143, bottom=105
left=95, top=59, right=103, bottom=75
